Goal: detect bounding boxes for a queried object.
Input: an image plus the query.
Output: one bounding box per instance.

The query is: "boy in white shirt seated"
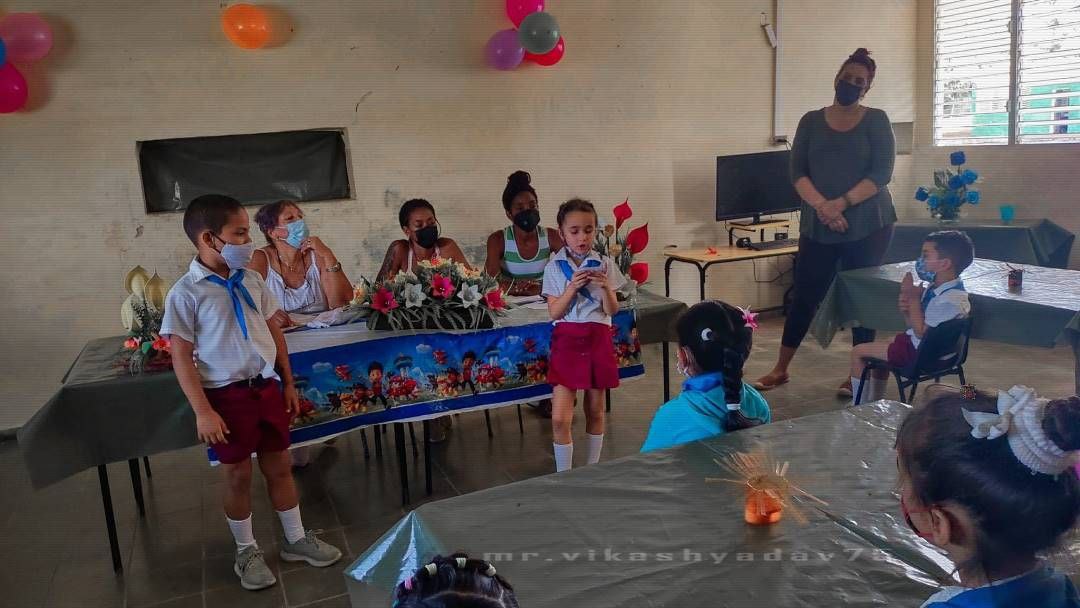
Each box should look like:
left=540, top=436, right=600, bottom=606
left=849, top=230, right=974, bottom=404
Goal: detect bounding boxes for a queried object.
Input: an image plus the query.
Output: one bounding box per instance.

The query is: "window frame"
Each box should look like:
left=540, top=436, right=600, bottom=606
left=932, top=0, right=1080, bottom=146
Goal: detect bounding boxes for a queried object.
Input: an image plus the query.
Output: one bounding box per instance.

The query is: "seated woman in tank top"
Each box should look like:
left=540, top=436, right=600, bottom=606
left=484, top=171, right=563, bottom=297
left=249, top=201, right=353, bottom=329
left=376, top=199, right=472, bottom=281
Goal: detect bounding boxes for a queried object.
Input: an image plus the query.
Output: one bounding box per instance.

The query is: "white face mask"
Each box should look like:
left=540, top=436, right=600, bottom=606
left=216, top=237, right=255, bottom=270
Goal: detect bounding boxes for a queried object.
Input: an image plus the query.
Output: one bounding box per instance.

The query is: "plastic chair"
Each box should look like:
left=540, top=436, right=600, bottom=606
left=854, top=316, right=973, bottom=405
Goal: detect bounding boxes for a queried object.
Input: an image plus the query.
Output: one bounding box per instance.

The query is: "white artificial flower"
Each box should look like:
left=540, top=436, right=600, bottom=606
left=404, top=282, right=427, bottom=308
left=458, top=283, right=482, bottom=308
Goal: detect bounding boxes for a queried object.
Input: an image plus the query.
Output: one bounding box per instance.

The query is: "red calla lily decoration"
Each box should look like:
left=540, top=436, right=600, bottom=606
left=629, top=262, right=649, bottom=285
left=625, top=223, right=649, bottom=254
left=613, top=198, right=633, bottom=230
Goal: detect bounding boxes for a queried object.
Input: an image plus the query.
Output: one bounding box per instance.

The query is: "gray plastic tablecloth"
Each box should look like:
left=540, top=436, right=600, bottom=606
left=810, top=259, right=1080, bottom=393
left=18, top=291, right=687, bottom=489
left=345, top=401, right=1021, bottom=607
left=884, top=219, right=1075, bottom=268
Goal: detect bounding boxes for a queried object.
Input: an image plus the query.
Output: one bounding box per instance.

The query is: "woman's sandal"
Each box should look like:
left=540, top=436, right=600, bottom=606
left=752, top=374, right=789, bottom=391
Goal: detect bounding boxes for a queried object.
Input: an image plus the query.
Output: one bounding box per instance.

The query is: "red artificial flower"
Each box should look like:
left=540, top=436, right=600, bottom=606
left=737, top=306, right=759, bottom=331
left=625, top=223, right=650, bottom=254
left=705, top=247, right=719, bottom=255
left=372, top=287, right=400, bottom=313
left=613, top=198, right=633, bottom=230
left=124, top=337, right=140, bottom=350
left=430, top=274, right=455, bottom=299
left=483, top=290, right=507, bottom=310
left=151, top=336, right=171, bottom=352
left=629, top=262, right=649, bottom=285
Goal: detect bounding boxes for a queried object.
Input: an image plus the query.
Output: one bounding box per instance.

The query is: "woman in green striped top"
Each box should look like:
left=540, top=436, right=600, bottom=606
left=485, top=170, right=564, bottom=296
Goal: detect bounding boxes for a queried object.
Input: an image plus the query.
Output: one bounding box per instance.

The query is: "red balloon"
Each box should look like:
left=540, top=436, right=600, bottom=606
left=506, top=0, right=544, bottom=28
left=0, top=63, right=28, bottom=114
left=222, top=4, right=271, bottom=49
left=524, top=36, right=565, bottom=66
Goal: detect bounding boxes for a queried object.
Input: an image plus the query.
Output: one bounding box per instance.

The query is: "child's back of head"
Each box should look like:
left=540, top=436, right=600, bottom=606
left=676, top=300, right=760, bottom=432
left=394, top=553, right=519, bottom=608
left=897, top=387, right=1080, bottom=576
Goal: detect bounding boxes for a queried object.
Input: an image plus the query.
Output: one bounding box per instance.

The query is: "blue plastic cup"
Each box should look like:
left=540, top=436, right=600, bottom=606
left=999, top=204, right=1015, bottom=224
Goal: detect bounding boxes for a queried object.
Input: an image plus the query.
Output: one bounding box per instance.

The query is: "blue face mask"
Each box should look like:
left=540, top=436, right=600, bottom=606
left=915, top=256, right=938, bottom=283
left=282, top=219, right=309, bottom=249
left=216, top=239, right=256, bottom=270
left=835, top=80, right=863, bottom=106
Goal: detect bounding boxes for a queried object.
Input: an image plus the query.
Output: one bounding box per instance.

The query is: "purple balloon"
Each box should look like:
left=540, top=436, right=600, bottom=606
left=485, top=29, right=524, bottom=71
left=0, top=13, right=53, bottom=63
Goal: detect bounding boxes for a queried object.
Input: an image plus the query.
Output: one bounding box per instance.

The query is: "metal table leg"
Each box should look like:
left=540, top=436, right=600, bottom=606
left=394, top=423, right=410, bottom=506
left=424, top=420, right=433, bottom=496
left=374, top=425, right=383, bottom=459
left=662, top=342, right=671, bottom=402
left=698, top=263, right=707, bottom=301
left=97, top=465, right=123, bottom=572
left=142, top=457, right=152, bottom=479
left=664, top=257, right=675, bottom=298
left=516, top=405, right=524, bottom=434
left=127, top=459, right=145, bottom=517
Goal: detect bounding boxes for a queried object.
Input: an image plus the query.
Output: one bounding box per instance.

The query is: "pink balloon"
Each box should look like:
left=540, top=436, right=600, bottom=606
left=506, top=0, right=544, bottom=27
left=0, top=63, right=28, bottom=113
left=0, top=13, right=54, bottom=63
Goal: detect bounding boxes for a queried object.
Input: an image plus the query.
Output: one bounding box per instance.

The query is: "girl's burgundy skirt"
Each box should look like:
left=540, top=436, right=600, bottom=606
left=547, top=322, right=620, bottom=390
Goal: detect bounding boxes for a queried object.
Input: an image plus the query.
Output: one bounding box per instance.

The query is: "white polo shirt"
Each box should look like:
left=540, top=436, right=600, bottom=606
left=541, top=248, right=627, bottom=325
left=160, top=258, right=281, bottom=388
left=907, top=278, right=970, bottom=348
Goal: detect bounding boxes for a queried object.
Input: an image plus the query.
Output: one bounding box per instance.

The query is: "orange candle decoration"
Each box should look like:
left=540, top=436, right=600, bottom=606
left=744, top=475, right=786, bottom=525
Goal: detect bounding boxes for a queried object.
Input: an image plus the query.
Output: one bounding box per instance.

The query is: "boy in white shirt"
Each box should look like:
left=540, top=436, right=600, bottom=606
left=849, top=230, right=974, bottom=404
left=161, top=194, right=341, bottom=591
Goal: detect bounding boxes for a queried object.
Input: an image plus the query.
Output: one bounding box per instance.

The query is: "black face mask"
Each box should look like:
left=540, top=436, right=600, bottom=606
left=512, top=209, right=541, bottom=233
left=415, top=224, right=439, bottom=249
left=835, top=80, right=863, bottom=106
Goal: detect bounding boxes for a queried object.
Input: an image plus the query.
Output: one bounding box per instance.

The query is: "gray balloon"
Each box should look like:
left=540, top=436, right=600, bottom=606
left=517, top=12, right=560, bottom=55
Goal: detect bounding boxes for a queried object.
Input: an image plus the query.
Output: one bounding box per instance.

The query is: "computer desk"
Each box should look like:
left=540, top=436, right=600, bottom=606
left=663, top=243, right=799, bottom=302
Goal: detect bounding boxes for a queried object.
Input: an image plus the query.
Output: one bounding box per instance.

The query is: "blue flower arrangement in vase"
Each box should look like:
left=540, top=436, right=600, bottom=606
left=914, top=150, right=981, bottom=224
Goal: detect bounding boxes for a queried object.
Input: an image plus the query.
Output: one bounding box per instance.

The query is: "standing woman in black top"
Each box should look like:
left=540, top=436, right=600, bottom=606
left=754, top=48, right=897, bottom=397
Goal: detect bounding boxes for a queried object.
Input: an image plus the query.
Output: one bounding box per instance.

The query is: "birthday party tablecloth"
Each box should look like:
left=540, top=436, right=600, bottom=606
left=346, top=401, right=1056, bottom=607
left=19, top=291, right=686, bottom=488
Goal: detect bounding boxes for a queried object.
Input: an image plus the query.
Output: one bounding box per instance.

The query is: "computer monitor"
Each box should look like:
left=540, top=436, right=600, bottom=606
left=715, top=150, right=801, bottom=223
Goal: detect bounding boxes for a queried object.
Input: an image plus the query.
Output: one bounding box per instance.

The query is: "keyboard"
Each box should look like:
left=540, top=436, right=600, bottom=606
left=747, top=238, right=799, bottom=251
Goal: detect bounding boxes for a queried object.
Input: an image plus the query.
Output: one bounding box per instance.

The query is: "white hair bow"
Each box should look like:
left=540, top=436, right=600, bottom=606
left=963, top=385, right=1077, bottom=476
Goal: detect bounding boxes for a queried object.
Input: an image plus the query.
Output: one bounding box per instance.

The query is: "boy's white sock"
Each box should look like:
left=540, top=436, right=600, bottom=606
left=227, top=514, right=257, bottom=550
left=585, top=433, right=604, bottom=465
left=553, top=442, right=573, bottom=472
left=277, top=505, right=306, bottom=544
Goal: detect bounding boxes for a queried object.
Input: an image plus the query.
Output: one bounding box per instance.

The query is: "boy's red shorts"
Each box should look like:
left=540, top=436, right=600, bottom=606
left=886, top=333, right=918, bottom=368
left=205, top=377, right=291, bottom=464
left=547, top=322, right=620, bottom=391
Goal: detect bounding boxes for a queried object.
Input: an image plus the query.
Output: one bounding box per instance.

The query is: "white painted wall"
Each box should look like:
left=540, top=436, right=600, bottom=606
left=0, top=1, right=916, bottom=429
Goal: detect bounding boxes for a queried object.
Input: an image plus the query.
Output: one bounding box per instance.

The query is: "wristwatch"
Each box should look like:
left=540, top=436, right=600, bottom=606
left=325, top=262, right=342, bottom=273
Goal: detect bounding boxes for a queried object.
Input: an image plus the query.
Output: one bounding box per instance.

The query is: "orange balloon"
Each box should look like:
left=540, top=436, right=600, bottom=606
left=222, top=4, right=270, bottom=50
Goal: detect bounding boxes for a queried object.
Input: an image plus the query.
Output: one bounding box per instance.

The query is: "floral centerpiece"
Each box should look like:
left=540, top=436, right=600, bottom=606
left=350, top=258, right=511, bottom=331
left=120, top=266, right=172, bottom=373
left=914, top=150, right=981, bottom=223
left=593, top=198, right=650, bottom=289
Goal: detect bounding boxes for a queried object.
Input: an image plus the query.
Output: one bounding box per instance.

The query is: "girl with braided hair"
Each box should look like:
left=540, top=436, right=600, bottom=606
left=394, top=553, right=519, bottom=608
left=641, top=301, right=771, bottom=453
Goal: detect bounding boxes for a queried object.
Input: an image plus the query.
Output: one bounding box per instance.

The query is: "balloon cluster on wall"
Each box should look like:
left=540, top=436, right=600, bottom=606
left=222, top=3, right=273, bottom=49
left=486, top=1, right=565, bottom=70
left=0, top=13, right=53, bottom=114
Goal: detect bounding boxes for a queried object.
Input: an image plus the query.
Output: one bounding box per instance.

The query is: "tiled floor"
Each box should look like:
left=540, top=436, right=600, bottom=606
left=0, top=316, right=1075, bottom=607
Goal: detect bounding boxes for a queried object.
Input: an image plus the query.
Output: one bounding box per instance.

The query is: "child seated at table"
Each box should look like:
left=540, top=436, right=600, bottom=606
left=641, top=300, right=771, bottom=452
left=394, top=552, right=519, bottom=607
left=376, top=198, right=472, bottom=281
left=849, top=230, right=974, bottom=404
left=161, top=195, right=341, bottom=592
left=896, top=385, right=1080, bottom=607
